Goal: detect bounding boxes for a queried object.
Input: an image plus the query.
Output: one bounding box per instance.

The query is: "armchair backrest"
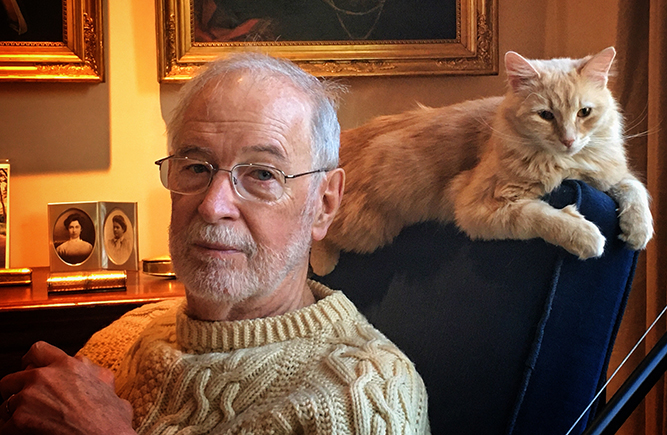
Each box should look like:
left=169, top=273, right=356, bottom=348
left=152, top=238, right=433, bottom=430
left=313, top=180, right=638, bottom=435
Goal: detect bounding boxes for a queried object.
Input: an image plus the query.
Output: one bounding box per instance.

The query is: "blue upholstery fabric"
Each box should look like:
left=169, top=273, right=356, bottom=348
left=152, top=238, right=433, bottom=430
left=312, top=180, right=638, bottom=435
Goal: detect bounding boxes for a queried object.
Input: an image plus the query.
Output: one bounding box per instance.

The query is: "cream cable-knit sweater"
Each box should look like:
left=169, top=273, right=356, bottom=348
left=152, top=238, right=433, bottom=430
left=79, top=281, right=430, bottom=434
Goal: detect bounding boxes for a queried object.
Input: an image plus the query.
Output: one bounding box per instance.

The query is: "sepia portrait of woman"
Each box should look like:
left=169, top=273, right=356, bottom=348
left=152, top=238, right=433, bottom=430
left=54, top=211, right=94, bottom=264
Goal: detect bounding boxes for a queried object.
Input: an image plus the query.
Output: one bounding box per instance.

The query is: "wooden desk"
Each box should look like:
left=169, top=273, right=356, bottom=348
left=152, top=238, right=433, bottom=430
left=0, top=267, right=185, bottom=378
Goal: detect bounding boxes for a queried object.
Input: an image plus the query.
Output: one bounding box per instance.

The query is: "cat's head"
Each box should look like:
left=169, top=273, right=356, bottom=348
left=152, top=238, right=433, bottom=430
left=501, top=47, right=619, bottom=156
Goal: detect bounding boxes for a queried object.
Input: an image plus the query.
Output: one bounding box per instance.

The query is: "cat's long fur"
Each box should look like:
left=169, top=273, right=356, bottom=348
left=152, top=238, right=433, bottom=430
left=311, top=47, right=653, bottom=276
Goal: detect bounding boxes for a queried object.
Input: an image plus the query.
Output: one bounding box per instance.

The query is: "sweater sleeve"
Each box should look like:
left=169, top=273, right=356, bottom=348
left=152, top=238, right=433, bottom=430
left=324, top=323, right=431, bottom=434
left=77, top=298, right=183, bottom=374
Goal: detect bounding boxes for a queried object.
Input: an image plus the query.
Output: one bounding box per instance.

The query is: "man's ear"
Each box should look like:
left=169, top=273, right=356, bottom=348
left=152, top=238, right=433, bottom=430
left=311, top=168, right=345, bottom=242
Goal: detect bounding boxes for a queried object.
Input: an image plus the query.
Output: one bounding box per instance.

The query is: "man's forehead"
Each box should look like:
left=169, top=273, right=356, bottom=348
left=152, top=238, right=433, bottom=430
left=193, top=71, right=309, bottom=108
left=174, top=71, right=314, bottom=164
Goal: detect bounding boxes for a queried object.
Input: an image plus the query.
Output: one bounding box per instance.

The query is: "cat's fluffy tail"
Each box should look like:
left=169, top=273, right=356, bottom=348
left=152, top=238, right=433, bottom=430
left=310, top=240, right=340, bottom=276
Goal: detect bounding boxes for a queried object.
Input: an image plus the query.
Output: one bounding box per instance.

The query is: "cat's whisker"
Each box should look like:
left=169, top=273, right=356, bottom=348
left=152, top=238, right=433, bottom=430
left=624, top=129, right=654, bottom=141
left=622, top=106, right=659, bottom=142
left=622, top=103, right=650, bottom=133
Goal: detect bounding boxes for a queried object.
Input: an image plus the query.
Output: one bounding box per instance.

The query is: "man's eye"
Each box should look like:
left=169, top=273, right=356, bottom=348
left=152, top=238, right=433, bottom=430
left=185, top=164, right=209, bottom=175
left=250, top=169, right=276, bottom=181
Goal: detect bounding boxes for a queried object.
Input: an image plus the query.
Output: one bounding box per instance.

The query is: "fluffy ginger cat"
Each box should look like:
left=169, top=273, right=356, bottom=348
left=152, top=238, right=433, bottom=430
left=311, top=47, right=653, bottom=276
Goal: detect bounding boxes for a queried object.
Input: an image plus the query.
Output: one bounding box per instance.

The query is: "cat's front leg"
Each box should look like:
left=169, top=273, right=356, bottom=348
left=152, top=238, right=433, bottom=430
left=607, top=176, right=653, bottom=250
left=455, top=198, right=606, bottom=259
left=548, top=203, right=607, bottom=258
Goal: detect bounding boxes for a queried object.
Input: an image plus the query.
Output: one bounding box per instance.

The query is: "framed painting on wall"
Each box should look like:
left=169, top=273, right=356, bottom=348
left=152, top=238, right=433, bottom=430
left=0, top=0, right=104, bottom=81
left=156, top=0, right=498, bottom=81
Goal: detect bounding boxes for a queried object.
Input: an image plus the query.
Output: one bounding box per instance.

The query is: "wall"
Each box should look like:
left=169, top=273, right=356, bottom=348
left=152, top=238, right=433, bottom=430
left=0, top=0, right=617, bottom=267
left=1, top=0, right=169, bottom=267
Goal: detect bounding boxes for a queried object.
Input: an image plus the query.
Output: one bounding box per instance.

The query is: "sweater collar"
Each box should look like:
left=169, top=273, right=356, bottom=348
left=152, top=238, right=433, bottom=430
left=176, top=281, right=358, bottom=353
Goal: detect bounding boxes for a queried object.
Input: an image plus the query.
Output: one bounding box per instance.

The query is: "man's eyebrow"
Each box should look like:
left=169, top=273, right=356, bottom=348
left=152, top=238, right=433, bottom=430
left=173, top=146, right=214, bottom=159
left=173, top=144, right=289, bottom=163
left=243, top=144, right=288, bottom=163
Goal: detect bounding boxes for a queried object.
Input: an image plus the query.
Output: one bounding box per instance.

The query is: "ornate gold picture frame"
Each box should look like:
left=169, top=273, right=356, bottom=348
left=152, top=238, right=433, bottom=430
left=156, top=0, right=498, bottom=81
left=0, top=0, right=104, bottom=82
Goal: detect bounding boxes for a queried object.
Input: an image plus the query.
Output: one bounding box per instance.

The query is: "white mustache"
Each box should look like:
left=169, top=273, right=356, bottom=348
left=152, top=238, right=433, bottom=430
left=185, top=219, right=257, bottom=257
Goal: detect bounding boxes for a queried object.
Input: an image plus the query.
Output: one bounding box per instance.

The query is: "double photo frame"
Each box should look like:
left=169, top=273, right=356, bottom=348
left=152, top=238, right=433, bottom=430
left=48, top=202, right=138, bottom=272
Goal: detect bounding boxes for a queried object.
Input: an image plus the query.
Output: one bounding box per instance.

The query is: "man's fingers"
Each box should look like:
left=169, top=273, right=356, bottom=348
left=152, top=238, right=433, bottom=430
left=0, top=393, right=16, bottom=421
left=21, top=342, right=69, bottom=370
left=0, top=372, right=26, bottom=402
left=2, top=342, right=73, bottom=400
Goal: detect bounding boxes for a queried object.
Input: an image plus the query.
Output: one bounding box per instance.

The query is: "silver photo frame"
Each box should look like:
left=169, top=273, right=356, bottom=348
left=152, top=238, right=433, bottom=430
left=101, top=202, right=138, bottom=269
left=48, top=201, right=138, bottom=272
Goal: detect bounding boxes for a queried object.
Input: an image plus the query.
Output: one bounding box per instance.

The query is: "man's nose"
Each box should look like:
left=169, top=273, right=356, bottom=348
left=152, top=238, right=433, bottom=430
left=197, top=171, right=241, bottom=222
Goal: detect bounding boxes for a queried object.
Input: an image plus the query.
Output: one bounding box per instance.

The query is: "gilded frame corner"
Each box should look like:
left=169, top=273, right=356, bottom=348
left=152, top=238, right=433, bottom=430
left=156, top=0, right=498, bottom=82
left=0, top=0, right=104, bottom=82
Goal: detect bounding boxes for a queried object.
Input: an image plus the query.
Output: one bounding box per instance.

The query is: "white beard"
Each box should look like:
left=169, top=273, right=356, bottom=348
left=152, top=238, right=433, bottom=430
left=169, top=195, right=316, bottom=306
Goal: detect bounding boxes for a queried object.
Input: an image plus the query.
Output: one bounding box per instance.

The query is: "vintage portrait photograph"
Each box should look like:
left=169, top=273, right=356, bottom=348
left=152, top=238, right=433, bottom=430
left=103, top=208, right=134, bottom=265
left=52, top=208, right=96, bottom=265
left=0, top=160, right=8, bottom=268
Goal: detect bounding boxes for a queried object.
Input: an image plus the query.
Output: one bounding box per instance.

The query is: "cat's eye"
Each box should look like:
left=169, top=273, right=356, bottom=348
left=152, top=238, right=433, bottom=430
left=538, top=110, right=555, bottom=121
left=578, top=107, right=592, bottom=118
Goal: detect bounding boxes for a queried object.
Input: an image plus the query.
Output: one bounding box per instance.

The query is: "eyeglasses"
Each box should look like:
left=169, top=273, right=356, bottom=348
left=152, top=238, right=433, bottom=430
left=155, top=155, right=329, bottom=202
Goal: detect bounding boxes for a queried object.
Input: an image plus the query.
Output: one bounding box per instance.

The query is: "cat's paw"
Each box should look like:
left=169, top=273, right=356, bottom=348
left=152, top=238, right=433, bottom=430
left=618, top=203, right=653, bottom=251
left=310, top=241, right=340, bottom=276
left=559, top=205, right=606, bottom=259
left=609, top=178, right=654, bottom=250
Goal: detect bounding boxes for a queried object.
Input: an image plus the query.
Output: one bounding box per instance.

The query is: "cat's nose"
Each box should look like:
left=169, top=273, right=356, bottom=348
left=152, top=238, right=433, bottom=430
left=560, top=138, right=575, bottom=148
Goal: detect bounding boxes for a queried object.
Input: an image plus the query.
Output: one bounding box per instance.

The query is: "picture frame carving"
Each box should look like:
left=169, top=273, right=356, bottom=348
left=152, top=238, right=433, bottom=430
left=156, top=0, right=498, bottom=81
left=0, top=0, right=104, bottom=82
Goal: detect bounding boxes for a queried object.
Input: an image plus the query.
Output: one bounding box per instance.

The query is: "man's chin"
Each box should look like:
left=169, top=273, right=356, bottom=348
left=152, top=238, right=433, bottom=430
left=176, top=260, right=261, bottom=304
left=186, top=286, right=251, bottom=307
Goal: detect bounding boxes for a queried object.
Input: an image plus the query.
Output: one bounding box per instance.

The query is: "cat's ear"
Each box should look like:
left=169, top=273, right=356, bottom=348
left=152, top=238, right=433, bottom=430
left=505, top=51, right=540, bottom=93
left=580, top=47, right=616, bottom=88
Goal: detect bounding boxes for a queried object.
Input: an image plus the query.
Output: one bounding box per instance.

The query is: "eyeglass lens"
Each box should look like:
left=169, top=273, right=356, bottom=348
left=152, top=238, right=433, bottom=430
left=159, top=158, right=286, bottom=201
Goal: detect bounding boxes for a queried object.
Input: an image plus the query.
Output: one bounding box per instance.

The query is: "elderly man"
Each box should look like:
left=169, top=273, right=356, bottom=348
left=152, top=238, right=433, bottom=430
left=0, top=53, right=429, bottom=434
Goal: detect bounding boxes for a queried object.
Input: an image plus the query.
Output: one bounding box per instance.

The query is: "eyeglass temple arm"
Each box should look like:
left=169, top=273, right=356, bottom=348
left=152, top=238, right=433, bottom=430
left=284, top=168, right=331, bottom=180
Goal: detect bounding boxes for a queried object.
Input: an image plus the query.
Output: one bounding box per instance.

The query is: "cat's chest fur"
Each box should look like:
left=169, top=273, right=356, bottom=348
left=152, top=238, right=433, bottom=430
left=490, top=140, right=620, bottom=195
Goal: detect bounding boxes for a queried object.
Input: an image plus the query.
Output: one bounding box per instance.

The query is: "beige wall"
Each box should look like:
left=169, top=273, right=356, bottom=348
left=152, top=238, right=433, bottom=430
left=0, top=0, right=617, bottom=267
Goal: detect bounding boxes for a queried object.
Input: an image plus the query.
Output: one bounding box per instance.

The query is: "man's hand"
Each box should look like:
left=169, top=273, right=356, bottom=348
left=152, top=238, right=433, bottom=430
left=0, top=341, right=134, bottom=435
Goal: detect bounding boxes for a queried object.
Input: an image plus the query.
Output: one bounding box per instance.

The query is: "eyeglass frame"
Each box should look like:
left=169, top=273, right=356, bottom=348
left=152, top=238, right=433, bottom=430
left=154, top=155, right=331, bottom=201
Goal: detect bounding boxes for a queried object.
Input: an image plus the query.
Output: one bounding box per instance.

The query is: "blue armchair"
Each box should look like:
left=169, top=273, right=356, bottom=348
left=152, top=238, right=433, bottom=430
left=313, top=180, right=638, bottom=435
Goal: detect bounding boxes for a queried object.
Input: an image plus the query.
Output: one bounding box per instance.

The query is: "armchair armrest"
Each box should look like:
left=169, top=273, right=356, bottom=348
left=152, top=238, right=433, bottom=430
left=314, top=180, right=638, bottom=435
